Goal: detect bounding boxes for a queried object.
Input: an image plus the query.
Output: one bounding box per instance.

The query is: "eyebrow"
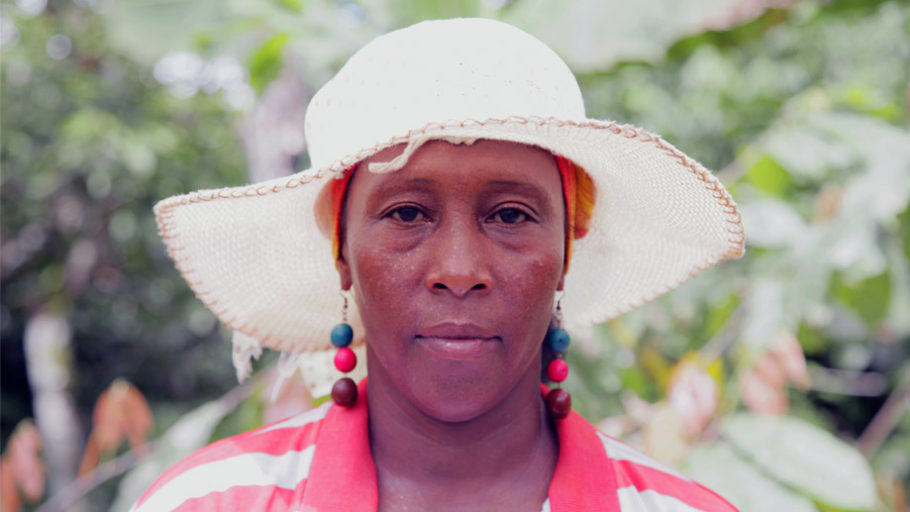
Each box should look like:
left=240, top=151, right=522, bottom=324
left=370, top=177, right=436, bottom=198
left=482, top=180, right=557, bottom=216
left=483, top=180, right=552, bottom=202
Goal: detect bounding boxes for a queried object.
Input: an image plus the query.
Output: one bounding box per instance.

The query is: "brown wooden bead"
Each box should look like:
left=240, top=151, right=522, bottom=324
left=331, top=377, right=358, bottom=407
left=546, top=388, right=571, bottom=420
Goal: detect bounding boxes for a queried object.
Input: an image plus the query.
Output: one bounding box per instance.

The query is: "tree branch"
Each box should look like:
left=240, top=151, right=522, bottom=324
left=857, top=374, right=910, bottom=458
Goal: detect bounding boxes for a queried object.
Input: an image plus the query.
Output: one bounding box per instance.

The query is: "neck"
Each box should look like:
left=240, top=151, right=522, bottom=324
left=367, top=356, right=557, bottom=511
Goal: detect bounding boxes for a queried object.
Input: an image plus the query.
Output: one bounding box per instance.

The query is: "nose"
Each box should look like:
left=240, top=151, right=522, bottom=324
left=424, top=219, right=493, bottom=298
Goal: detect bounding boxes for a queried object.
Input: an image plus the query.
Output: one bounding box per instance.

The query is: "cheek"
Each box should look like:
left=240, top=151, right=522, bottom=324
left=350, top=246, right=391, bottom=300
left=497, top=245, right=565, bottom=339
left=500, top=240, right=564, bottom=299
left=346, top=242, right=418, bottom=323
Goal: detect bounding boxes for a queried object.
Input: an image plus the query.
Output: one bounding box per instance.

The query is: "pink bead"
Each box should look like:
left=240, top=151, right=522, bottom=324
left=334, top=347, right=357, bottom=373
left=547, top=359, right=568, bottom=383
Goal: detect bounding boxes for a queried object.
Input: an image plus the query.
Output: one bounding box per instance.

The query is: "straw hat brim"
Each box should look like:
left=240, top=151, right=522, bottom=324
left=155, top=116, right=744, bottom=355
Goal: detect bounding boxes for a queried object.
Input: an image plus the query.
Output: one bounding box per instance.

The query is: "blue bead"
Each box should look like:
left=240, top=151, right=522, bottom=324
left=330, top=323, right=354, bottom=348
left=547, top=327, right=570, bottom=353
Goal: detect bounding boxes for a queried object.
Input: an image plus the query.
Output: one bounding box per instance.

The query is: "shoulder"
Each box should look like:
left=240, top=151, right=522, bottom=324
left=129, top=402, right=333, bottom=512
left=593, top=430, right=738, bottom=512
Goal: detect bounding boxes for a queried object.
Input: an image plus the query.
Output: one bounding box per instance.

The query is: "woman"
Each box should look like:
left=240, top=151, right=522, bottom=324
left=135, top=18, right=743, bottom=512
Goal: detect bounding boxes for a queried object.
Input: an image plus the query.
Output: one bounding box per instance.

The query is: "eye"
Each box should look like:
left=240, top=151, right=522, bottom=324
left=387, top=205, right=425, bottom=223
left=491, top=207, right=530, bottom=225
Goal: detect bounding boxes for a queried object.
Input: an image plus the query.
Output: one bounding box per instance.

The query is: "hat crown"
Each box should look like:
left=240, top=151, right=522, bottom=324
left=304, top=18, right=586, bottom=171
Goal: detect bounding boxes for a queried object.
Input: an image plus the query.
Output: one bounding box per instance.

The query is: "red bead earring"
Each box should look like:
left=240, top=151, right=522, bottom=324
left=330, top=294, right=358, bottom=407
left=545, top=298, right=571, bottom=419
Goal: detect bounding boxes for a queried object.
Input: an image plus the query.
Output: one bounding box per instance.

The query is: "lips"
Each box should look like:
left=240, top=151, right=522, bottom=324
left=415, top=322, right=500, bottom=360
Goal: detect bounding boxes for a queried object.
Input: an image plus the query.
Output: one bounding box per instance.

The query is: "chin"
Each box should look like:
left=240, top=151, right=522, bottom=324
left=407, top=371, right=507, bottom=424
left=414, top=395, right=499, bottom=424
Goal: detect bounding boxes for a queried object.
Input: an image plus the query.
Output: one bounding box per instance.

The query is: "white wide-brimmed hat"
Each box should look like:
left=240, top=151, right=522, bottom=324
left=155, top=18, right=743, bottom=390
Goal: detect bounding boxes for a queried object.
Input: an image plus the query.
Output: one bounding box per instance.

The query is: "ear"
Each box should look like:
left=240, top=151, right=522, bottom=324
left=336, top=251, right=353, bottom=291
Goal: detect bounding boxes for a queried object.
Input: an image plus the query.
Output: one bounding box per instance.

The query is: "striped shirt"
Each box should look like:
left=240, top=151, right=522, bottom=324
left=131, top=382, right=737, bottom=511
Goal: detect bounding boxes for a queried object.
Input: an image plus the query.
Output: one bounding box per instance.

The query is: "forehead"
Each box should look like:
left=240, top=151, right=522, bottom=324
left=352, top=139, right=563, bottom=199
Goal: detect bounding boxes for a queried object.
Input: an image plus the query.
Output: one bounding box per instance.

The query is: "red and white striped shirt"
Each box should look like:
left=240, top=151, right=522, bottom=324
left=132, top=382, right=737, bottom=511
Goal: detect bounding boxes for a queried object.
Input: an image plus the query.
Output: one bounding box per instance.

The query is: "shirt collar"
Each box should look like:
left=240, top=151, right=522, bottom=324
left=302, top=380, right=618, bottom=512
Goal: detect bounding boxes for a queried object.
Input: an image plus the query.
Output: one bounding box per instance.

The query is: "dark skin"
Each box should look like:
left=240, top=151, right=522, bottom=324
left=337, top=140, right=567, bottom=511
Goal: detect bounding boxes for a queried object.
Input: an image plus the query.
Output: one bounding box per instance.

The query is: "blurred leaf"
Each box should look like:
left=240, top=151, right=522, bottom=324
left=836, top=84, right=902, bottom=121
left=208, top=392, right=267, bottom=443
left=121, top=138, right=157, bottom=176
left=607, top=318, right=639, bottom=347
left=745, top=154, right=792, bottom=197
left=823, top=112, right=910, bottom=223
left=740, top=279, right=785, bottom=351
left=796, top=322, right=826, bottom=356
left=669, top=355, right=721, bottom=438
left=643, top=402, right=688, bottom=465
left=723, top=413, right=876, bottom=511
left=3, top=420, right=44, bottom=504
left=877, top=473, right=909, bottom=512
left=740, top=365, right=786, bottom=414
left=79, top=379, right=153, bottom=476
left=639, top=344, right=672, bottom=394
left=619, top=367, right=653, bottom=401
left=685, top=442, right=818, bottom=512
left=0, top=457, right=22, bottom=512
left=274, top=0, right=304, bottom=13
left=900, top=207, right=910, bottom=260
left=740, top=332, right=808, bottom=415
left=704, top=294, right=740, bottom=339
left=369, top=0, right=483, bottom=24
left=830, top=271, right=891, bottom=327
left=764, top=123, right=853, bottom=182
left=740, top=200, right=807, bottom=249
left=248, top=33, right=289, bottom=94
left=885, top=232, right=910, bottom=337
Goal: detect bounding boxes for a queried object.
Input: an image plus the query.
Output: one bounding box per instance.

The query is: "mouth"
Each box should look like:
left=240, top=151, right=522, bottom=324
left=415, top=322, right=500, bottom=360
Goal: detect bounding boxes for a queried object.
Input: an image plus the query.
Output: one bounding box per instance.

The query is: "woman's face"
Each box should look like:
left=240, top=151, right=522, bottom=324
left=338, top=139, right=566, bottom=422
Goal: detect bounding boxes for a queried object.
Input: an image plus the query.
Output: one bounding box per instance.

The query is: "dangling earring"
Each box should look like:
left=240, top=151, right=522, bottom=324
left=331, top=293, right=358, bottom=407
left=545, top=296, right=571, bottom=419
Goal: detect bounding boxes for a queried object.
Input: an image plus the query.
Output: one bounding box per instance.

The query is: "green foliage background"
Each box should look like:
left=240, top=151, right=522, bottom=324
left=2, top=0, right=908, bottom=510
